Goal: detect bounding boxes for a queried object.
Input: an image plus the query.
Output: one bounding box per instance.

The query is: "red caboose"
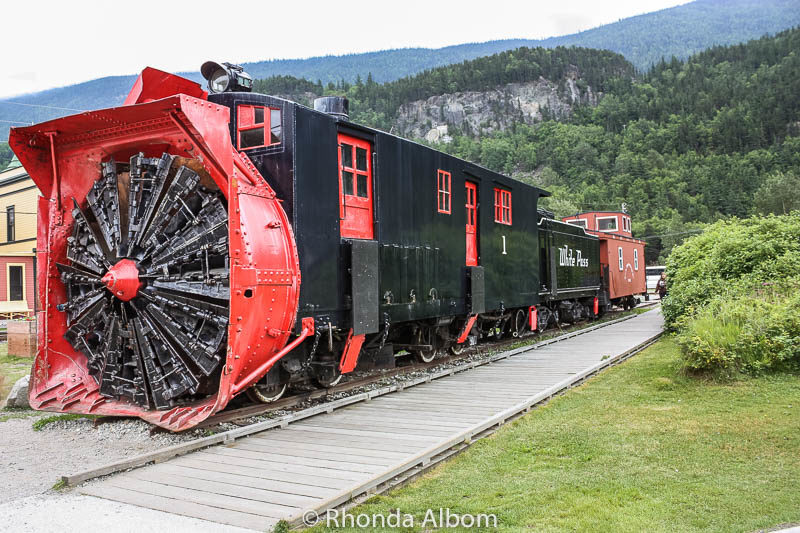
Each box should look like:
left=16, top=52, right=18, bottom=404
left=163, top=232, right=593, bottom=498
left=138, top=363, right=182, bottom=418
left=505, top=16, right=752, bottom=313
left=561, top=211, right=646, bottom=310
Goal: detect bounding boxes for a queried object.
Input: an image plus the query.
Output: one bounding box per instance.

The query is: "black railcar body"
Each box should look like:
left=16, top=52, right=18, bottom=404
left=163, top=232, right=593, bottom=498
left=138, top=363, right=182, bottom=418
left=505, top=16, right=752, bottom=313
left=537, top=216, right=602, bottom=326
left=210, top=91, right=550, bottom=385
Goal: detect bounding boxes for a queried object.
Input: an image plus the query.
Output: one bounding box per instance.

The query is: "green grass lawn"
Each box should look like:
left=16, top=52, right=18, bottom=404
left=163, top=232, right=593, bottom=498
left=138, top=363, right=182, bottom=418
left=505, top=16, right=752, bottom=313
left=311, top=337, right=800, bottom=532
left=0, top=343, right=32, bottom=405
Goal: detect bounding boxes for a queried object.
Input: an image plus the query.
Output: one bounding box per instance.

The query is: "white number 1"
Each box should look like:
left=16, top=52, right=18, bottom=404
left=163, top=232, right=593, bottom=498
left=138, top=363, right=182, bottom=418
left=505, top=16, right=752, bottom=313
left=502, top=235, right=507, bottom=255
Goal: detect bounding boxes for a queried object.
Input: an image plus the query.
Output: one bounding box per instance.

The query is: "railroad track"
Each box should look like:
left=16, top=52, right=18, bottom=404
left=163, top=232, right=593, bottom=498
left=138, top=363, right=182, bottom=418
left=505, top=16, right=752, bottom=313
left=192, top=304, right=658, bottom=430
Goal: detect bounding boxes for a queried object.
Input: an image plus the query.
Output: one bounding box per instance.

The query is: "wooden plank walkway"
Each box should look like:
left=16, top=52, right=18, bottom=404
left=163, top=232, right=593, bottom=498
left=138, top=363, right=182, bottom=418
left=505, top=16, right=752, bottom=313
left=81, top=309, right=663, bottom=531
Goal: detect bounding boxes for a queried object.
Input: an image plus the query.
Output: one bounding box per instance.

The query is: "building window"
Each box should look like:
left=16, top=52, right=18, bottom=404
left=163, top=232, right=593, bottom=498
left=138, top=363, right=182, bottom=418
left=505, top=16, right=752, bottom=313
left=8, top=264, right=23, bottom=301
left=598, top=216, right=618, bottom=232
left=6, top=205, right=14, bottom=242
left=634, top=249, right=639, bottom=270
left=622, top=217, right=631, bottom=232
left=237, top=105, right=281, bottom=150
left=494, top=188, right=512, bottom=225
left=618, top=247, right=624, bottom=271
left=437, top=170, right=451, bottom=214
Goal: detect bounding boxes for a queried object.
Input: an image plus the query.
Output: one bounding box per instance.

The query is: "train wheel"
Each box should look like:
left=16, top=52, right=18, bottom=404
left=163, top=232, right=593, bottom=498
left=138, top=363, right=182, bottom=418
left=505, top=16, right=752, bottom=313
left=413, top=327, right=437, bottom=363
left=449, top=343, right=465, bottom=355
left=414, top=347, right=437, bottom=363
left=246, top=383, right=288, bottom=403
left=512, top=309, right=526, bottom=338
left=313, top=365, right=343, bottom=388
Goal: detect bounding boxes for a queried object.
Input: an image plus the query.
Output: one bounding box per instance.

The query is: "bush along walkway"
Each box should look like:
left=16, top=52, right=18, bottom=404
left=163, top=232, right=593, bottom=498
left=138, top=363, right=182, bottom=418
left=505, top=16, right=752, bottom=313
left=663, top=212, right=800, bottom=377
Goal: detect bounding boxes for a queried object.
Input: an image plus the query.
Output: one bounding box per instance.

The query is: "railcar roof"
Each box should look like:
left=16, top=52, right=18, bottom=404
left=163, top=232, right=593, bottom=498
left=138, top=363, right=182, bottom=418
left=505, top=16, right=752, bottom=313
left=291, top=96, right=551, bottom=198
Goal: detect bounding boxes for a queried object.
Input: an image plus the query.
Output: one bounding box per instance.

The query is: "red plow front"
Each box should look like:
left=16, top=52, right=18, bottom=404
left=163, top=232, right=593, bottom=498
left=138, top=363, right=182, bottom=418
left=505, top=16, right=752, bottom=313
left=9, top=72, right=302, bottom=431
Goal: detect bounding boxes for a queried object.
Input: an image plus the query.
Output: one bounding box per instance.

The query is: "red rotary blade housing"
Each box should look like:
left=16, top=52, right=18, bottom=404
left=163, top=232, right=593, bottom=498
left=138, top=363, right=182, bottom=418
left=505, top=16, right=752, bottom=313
left=9, top=77, right=300, bottom=431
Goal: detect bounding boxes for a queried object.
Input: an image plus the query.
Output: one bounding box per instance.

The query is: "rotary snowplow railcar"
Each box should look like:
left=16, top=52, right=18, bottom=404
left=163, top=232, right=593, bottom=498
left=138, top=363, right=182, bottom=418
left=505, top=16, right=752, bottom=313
left=11, top=63, right=562, bottom=430
left=10, top=67, right=305, bottom=430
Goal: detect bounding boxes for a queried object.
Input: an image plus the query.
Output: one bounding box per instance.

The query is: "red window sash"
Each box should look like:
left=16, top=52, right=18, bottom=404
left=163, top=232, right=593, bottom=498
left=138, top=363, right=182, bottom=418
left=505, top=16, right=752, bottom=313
left=465, top=185, right=476, bottom=226
left=437, top=170, right=451, bottom=214
left=338, top=134, right=374, bottom=240
left=237, top=104, right=281, bottom=150
left=494, top=188, right=512, bottom=225
left=339, top=143, right=369, bottom=198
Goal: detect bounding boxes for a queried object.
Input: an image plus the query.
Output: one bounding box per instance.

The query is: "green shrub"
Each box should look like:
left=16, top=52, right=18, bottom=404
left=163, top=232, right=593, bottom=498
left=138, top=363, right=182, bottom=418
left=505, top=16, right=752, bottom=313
left=676, top=285, right=800, bottom=376
left=663, top=213, right=800, bottom=328
left=665, top=212, right=800, bottom=376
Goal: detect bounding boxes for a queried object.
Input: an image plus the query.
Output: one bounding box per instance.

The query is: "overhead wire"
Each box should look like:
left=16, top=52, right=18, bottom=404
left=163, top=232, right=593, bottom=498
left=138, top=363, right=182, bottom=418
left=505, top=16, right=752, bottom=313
left=640, top=229, right=704, bottom=240
left=0, top=101, right=87, bottom=112
left=0, top=101, right=89, bottom=141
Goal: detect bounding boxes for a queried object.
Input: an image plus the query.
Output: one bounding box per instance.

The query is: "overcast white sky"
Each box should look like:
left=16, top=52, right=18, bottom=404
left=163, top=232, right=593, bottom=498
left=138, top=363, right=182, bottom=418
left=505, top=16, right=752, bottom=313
left=0, top=0, right=688, bottom=99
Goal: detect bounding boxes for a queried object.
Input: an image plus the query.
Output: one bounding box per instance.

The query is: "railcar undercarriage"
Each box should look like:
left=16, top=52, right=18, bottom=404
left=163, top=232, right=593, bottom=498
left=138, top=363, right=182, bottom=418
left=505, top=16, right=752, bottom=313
left=237, top=298, right=614, bottom=407
left=271, top=301, right=604, bottom=395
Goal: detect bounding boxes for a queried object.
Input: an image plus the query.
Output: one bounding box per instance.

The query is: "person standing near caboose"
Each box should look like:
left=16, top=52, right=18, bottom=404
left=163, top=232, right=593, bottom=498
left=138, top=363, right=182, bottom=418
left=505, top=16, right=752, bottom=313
left=656, top=272, right=668, bottom=299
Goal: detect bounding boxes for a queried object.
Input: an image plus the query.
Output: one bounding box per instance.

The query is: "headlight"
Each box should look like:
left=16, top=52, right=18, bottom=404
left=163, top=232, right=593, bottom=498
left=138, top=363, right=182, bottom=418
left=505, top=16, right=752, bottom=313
left=208, top=68, right=230, bottom=93
left=201, top=61, right=252, bottom=94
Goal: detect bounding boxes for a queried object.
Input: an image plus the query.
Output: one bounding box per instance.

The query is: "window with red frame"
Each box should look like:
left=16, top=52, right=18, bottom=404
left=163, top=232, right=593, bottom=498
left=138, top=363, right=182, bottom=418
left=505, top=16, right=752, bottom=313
left=237, top=105, right=281, bottom=150
left=437, top=170, right=451, bottom=214
left=494, top=188, right=512, bottom=225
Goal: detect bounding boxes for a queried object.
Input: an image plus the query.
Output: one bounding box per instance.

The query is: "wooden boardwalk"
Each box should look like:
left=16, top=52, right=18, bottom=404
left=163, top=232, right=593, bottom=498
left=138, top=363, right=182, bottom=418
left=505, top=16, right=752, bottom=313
left=82, top=309, right=663, bottom=531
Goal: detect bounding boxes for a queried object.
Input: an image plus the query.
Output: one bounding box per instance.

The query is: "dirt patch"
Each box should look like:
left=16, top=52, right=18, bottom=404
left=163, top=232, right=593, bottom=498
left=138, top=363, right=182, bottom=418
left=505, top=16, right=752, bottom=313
left=0, top=414, right=207, bottom=504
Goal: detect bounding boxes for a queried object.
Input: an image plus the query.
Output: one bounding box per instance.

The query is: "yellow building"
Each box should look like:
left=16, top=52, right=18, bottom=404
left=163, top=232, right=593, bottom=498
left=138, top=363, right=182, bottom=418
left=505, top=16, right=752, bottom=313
left=0, top=155, right=39, bottom=318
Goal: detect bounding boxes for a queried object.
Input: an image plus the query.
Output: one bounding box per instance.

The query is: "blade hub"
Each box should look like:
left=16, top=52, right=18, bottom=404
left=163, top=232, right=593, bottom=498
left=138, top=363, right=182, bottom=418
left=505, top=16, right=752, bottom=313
left=102, top=259, right=142, bottom=302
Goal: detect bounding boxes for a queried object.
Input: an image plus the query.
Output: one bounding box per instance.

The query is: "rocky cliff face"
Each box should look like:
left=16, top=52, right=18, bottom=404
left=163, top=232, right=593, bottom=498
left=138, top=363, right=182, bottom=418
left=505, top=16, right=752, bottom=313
left=395, top=67, right=599, bottom=142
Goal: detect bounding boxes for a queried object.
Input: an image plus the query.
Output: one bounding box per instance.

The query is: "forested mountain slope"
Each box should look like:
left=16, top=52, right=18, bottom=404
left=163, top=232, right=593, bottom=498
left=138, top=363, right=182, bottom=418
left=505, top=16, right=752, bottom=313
left=2, top=0, right=798, bottom=141
left=434, top=29, right=800, bottom=262
left=259, top=28, right=800, bottom=262
left=254, top=47, right=634, bottom=133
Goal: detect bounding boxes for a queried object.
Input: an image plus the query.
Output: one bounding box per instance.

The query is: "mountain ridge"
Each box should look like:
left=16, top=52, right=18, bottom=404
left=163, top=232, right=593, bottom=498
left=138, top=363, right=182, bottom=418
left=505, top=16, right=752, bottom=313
left=1, top=0, right=799, bottom=141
